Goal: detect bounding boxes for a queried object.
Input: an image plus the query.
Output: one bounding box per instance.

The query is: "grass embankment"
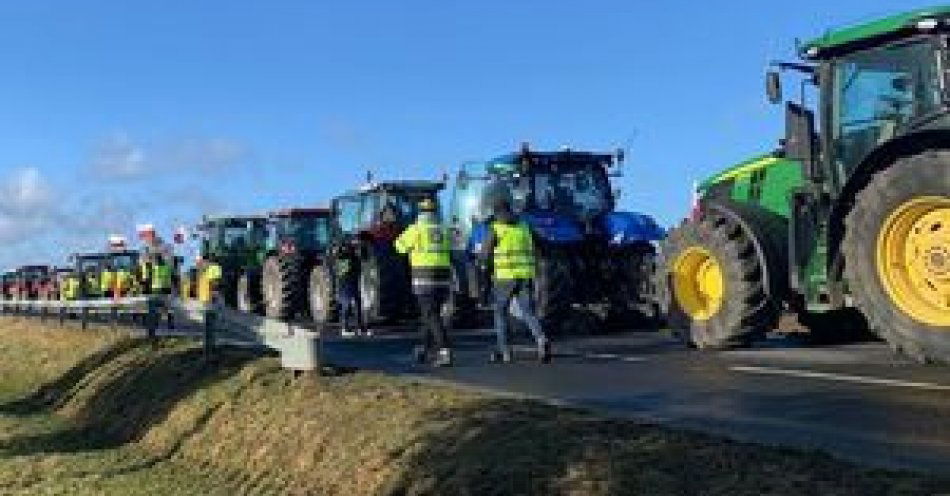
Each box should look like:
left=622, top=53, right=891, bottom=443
left=0, top=316, right=946, bottom=495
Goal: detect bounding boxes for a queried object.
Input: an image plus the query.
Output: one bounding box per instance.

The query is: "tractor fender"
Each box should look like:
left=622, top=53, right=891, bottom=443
left=827, top=129, right=950, bottom=281
left=702, top=200, right=789, bottom=300
left=602, top=211, right=666, bottom=245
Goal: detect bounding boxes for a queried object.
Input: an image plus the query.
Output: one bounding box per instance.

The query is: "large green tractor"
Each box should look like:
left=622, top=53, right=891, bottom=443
left=658, top=7, right=950, bottom=362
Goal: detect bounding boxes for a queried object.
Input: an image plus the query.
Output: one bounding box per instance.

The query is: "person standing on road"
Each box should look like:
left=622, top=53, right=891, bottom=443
left=484, top=198, right=551, bottom=363
left=334, top=236, right=368, bottom=338
left=395, top=198, right=453, bottom=367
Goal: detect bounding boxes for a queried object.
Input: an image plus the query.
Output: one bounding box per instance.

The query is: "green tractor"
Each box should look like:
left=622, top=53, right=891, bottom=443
left=658, top=7, right=950, bottom=362
left=71, top=253, right=110, bottom=299
left=191, top=215, right=268, bottom=308
left=234, top=207, right=334, bottom=320
left=309, top=179, right=444, bottom=326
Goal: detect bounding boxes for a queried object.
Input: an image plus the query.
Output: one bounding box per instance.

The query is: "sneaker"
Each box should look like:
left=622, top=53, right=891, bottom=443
left=489, top=348, right=512, bottom=364
left=341, top=328, right=356, bottom=338
left=412, top=345, right=428, bottom=364
left=538, top=339, right=552, bottom=364
left=434, top=348, right=453, bottom=368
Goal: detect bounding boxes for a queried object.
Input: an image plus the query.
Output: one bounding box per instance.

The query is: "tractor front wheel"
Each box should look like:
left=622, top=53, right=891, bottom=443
left=534, top=246, right=574, bottom=335
left=309, top=263, right=336, bottom=326
left=263, top=256, right=302, bottom=320
left=658, top=212, right=777, bottom=348
left=844, top=152, right=950, bottom=364
left=237, top=271, right=262, bottom=315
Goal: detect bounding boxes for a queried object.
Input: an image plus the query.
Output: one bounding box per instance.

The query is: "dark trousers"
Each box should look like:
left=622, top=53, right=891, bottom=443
left=417, top=289, right=449, bottom=350
left=339, top=284, right=365, bottom=332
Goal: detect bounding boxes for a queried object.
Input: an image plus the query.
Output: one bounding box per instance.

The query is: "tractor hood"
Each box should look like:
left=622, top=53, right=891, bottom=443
left=601, top=211, right=665, bottom=245
left=522, top=212, right=584, bottom=243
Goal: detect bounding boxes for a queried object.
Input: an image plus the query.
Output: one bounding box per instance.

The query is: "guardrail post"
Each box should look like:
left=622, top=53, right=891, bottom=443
left=80, top=306, right=89, bottom=330
left=146, top=298, right=158, bottom=343
left=110, top=304, right=119, bottom=331
left=59, top=305, right=66, bottom=326
left=203, top=305, right=216, bottom=364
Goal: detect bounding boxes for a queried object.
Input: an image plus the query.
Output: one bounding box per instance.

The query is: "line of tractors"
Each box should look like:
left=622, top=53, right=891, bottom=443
left=2, top=7, right=949, bottom=364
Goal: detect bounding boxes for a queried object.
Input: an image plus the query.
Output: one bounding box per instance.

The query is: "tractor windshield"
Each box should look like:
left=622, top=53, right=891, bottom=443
left=833, top=39, right=941, bottom=172
left=77, top=258, right=103, bottom=273
left=283, top=216, right=331, bottom=251
left=111, top=254, right=137, bottom=271
left=531, top=164, right=612, bottom=219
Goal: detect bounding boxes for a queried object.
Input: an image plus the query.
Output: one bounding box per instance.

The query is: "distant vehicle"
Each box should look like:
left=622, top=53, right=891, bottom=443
left=11, top=265, right=54, bottom=300
left=188, top=214, right=268, bottom=307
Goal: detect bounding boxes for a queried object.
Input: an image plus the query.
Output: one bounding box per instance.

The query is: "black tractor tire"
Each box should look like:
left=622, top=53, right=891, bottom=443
left=236, top=271, right=262, bottom=315
left=359, top=244, right=407, bottom=324
left=843, top=152, right=950, bottom=364
left=308, top=263, right=337, bottom=326
left=263, top=255, right=304, bottom=321
left=658, top=212, right=777, bottom=349
left=534, top=246, right=574, bottom=335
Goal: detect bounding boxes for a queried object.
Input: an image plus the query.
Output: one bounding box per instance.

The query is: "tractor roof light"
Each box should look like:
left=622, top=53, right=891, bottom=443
left=918, top=18, right=939, bottom=30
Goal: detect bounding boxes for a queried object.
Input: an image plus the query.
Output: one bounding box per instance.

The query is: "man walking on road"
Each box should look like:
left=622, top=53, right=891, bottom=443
left=395, top=198, right=453, bottom=367
left=334, top=236, right=368, bottom=338
left=484, top=198, right=550, bottom=363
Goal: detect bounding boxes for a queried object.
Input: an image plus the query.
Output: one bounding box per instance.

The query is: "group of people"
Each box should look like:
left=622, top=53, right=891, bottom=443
left=338, top=196, right=551, bottom=367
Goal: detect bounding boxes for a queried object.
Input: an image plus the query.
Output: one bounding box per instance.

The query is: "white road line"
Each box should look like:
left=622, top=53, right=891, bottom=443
left=586, top=353, right=620, bottom=360
left=731, top=365, right=950, bottom=391
left=619, top=356, right=647, bottom=363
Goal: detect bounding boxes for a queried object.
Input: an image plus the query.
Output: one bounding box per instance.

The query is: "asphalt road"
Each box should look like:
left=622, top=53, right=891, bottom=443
left=321, top=326, right=950, bottom=474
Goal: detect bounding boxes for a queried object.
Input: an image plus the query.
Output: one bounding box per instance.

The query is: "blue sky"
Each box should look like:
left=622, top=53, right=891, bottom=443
left=0, top=1, right=933, bottom=269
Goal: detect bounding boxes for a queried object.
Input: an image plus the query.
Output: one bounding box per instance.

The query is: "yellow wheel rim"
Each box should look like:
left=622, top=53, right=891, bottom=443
left=876, top=196, right=950, bottom=327
left=671, top=246, right=725, bottom=321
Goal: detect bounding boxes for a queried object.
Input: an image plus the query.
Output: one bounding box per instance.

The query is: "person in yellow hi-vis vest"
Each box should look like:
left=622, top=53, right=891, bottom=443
left=197, top=257, right=223, bottom=304
left=100, top=261, right=116, bottom=298
left=483, top=198, right=550, bottom=364
left=395, top=198, right=454, bottom=367
left=61, top=273, right=79, bottom=301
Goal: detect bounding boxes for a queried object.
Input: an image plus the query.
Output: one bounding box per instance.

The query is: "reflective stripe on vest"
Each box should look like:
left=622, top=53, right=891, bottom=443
left=492, top=221, right=535, bottom=280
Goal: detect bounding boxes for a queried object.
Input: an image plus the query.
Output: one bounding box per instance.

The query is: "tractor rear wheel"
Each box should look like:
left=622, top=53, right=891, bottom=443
left=844, top=152, right=950, bottom=364
left=237, top=271, right=262, bottom=315
left=359, top=244, right=405, bottom=323
left=608, top=242, right=660, bottom=328
left=658, top=212, right=776, bottom=348
left=263, top=256, right=303, bottom=320
left=308, top=263, right=336, bottom=326
left=535, top=246, right=574, bottom=335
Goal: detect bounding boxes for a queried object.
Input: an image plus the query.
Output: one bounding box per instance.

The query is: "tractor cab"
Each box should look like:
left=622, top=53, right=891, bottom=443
left=13, top=265, right=53, bottom=300
left=332, top=180, right=444, bottom=244
left=0, top=272, right=13, bottom=300
left=266, top=208, right=333, bottom=258
left=766, top=6, right=949, bottom=192
left=71, top=253, right=111, bottom=298
left=197, top=215, right=268, bottom=266
left=450, top=147, right=626, bottom=250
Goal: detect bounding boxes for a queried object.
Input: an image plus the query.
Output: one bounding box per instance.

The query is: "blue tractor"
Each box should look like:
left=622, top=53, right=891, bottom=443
left=446, top=145, right=665, bottom=333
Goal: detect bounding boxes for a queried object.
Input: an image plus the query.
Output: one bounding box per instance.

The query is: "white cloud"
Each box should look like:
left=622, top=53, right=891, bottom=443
left=89, top=133, right=148, bottom=180
left=0, top=167, right=56, bottom=242
left=89, top=132, right=252, bottom=180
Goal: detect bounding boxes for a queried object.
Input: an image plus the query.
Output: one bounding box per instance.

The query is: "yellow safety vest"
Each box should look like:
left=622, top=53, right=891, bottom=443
left=152, top=263, right=172, bottom=291
left=198, top=263, right=223, bottom=304
left=396, top=219, right=451, bottom=291
left=100, top=270, right=115, bottom=294
left=492, top=221, right=536, bottom=280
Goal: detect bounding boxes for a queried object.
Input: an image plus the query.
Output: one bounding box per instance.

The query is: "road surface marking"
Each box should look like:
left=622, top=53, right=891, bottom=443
left=583, top=353, right=647, bottom=363
left=731, top=365, right=950, bottom=391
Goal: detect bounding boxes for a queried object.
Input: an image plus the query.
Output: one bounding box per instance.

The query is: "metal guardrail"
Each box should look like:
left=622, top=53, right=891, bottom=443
left=0, top=297, right=321, bottom=372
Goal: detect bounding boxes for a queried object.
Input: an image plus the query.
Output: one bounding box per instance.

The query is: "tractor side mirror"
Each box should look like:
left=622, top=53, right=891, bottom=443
left=766, top=71, right=782, bottom=105
left=785, top=102, right=820, bottom=182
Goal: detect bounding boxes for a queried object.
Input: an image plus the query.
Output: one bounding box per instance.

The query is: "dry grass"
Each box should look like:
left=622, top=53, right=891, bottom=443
left=0, top=316, right=946, bottom=495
